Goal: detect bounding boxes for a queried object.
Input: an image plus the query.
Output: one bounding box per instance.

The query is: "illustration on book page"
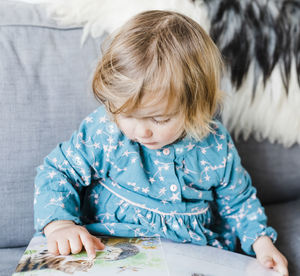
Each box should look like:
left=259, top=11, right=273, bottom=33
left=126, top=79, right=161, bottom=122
left=13, top=235, right=169, bottom=276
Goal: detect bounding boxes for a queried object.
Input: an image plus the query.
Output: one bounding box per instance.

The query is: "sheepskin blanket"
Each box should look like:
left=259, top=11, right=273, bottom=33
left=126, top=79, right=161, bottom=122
left=45, top=0, right=300, bottom=147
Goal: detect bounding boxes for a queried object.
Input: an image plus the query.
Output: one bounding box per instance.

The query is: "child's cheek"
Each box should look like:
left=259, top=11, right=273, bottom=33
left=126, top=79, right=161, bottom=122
left=115, top=118, right=133, bottom=139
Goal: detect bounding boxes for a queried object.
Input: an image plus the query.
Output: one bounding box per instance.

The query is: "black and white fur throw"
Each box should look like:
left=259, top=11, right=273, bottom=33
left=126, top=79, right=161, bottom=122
left=204, top=0, right=300, bottom=147
left=46, top=0, right=300, bottom=147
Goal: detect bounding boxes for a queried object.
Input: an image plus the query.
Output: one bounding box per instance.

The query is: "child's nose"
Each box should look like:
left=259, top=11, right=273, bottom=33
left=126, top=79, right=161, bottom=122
left=135, top=122, right=153, bottom=139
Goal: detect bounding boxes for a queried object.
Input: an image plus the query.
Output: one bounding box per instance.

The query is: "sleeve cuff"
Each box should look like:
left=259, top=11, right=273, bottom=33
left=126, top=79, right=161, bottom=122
left=241, top=226, right=277, bottom=255
left=35, top=215, right=82, bottom=234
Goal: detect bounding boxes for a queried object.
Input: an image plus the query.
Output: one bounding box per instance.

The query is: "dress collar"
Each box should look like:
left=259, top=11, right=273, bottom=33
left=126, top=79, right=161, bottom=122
left=136, top=135, right=198, bottom=158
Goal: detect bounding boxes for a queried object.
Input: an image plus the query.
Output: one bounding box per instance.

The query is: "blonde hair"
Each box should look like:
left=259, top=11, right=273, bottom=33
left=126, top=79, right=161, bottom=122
left=93, top=10, right=223, bottom=140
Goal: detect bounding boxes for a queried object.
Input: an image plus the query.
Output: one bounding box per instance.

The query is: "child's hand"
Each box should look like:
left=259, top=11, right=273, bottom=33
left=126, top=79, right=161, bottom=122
left=43, top=220, right=105, bottom=259
left=252, top=236, right=288, bottom=276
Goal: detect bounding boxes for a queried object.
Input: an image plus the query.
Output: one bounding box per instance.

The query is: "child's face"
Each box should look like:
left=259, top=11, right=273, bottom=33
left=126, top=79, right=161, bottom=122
left=116, top=100, right=184, bottom=150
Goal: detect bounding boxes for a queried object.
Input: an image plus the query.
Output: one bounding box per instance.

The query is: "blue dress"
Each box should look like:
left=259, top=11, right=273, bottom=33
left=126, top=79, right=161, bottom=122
left=34, top=106, right=276, bottom=255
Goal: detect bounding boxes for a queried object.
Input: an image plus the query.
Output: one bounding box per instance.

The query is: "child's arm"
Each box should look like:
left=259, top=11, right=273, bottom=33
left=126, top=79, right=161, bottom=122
left=253, top=236, right=288, bottom=276
left=44, top=220, right=104, bottom=259
left=34, top=108, right=107, bottom=253
left=212, top=123, right=288, bottom=274
left=34, top=132, right=95, bottom=232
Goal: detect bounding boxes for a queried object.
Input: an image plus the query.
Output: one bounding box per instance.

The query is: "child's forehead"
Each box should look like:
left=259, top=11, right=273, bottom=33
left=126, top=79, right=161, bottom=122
left=126, top=96, right=179, bottom=118
left=130, top=106, right=177, bottom=118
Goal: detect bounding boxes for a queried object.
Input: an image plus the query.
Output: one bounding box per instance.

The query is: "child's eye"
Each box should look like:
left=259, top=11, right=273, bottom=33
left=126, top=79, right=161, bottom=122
left=151, top=117, right=171, bottom=124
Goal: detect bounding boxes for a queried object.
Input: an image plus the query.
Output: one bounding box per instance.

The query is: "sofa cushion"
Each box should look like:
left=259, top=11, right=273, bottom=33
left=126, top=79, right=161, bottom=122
left=0, top=1, right=103, bottom=248
left=235, top=137, right=300, bottom=204
left=0, top=246, right=26, bottom=276
left=264, top=199, right=300, bottom=276
left=1, top=0, right=299, bottom=252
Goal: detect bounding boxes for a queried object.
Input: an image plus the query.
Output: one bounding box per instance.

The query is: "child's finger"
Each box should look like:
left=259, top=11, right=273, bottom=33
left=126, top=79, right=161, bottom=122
left=92, top=236, right=105, bottom=250
left=274, top=256, right=289, bottom=276
left=57, top=239, right=71, bottom=256
left=257, top=255, right=274, bottom=268
left=274, top=264, right=289, bottom=276
left=47, top=239, right=59, bottom=256
left=261, top=256, right=274, bottom=268
left=69, top=235, right=83, bottom=254
left=80, top=234, right=97, bottom=259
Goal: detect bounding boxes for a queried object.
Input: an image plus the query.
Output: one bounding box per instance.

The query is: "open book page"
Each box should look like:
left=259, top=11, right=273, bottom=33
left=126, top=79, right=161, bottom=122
left=13, top=235, right=169, bottom=275
left=162, top=239, right=280, bottom=276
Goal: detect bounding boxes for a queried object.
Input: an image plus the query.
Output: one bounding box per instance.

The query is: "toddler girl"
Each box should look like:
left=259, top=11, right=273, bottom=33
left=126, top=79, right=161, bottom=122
left=34, top=10, right=288, bottom=276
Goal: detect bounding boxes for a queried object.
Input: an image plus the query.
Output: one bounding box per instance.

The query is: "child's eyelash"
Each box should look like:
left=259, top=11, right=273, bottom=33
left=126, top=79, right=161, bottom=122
left=151, top=118, right=171, bottom=124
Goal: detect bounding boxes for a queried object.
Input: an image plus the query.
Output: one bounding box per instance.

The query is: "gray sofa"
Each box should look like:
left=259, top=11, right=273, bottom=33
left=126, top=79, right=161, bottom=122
left=0, top=1, right=299, bottom=276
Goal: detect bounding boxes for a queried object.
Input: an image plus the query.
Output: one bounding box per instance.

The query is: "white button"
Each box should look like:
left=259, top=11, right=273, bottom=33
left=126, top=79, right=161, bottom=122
left=163, top=148, right=170, bottom=155
left=170, top=184, right=177, bottom=192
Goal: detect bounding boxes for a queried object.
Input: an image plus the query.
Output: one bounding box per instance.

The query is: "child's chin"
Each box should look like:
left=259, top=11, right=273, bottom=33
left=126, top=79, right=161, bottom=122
left=142, top=143, right=162, bottom=150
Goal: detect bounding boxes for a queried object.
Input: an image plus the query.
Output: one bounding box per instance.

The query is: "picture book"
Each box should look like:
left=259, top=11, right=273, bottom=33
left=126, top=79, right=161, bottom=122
left=13, top=235, right=169, bottom=276
left=13, top=235, right=281, bottom=276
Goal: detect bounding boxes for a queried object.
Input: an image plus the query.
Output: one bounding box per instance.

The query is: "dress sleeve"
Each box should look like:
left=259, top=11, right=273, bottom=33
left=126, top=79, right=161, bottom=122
left=213, top=124, right=277, bottom=255
left=34, top=109, right=105, bottom=233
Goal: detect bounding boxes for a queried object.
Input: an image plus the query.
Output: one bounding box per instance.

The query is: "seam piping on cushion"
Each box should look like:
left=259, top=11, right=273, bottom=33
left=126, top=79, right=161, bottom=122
left=0, top=24, right=83, bottom=30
